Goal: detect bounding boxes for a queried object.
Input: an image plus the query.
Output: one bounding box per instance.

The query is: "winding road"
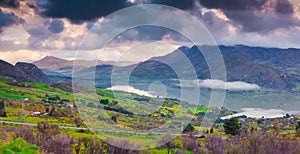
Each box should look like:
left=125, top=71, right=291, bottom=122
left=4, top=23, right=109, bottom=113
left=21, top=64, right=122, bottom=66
left=0, top=120, right=195, bottom=136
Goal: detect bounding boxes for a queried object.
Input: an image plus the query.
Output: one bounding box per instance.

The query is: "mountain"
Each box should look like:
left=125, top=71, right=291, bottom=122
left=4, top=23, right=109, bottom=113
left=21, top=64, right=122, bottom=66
left=127, top=45, right=300, bottom=90
left=219, top=45, right=300, bottom=68
left=0, top=60, right=28, bottom=81
left=223, top=55, right=287, bottom=89
left=0, top=60, right=48, bottom=83
left=33, top=56, right=68, bottom=68
left=34, top=56, right=112, bottom=76
left=62, top=45, right=300, bottom=90
left=15, top=62, right=48, bottom=83
left=149, top=46, right=209, bottom=79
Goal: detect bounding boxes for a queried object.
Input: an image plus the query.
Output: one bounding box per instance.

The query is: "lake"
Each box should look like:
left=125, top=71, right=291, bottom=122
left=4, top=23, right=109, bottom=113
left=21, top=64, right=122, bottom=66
left=108, top=82, right=300, bottom=118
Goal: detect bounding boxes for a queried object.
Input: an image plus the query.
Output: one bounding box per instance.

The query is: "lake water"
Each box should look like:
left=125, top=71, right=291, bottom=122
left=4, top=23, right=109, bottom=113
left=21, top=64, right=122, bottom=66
left=221, top=108, right=299, bottom=119
left=108, top=83, right=300, bottom=118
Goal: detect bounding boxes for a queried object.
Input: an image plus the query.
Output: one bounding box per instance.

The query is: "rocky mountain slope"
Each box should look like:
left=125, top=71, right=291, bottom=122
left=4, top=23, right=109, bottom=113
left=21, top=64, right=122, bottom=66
left=0, top=60, right=48, bottom=83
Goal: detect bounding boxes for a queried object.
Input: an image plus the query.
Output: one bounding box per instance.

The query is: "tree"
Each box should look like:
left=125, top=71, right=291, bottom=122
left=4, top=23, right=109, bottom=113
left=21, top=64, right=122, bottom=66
left=0, top=100, right=6, bottom=117
left=74, top=116, right=83, bottom=127
left=272, top=119, right=280, bottom=134
left=183, top=123, right=195, bottom=133
left=42, top=135, right=73, bottom=154
left=37, top=121, right=60, bottom=136
left=83, top=138, right=103, bottom=154
left=223, top=117, right=241, bottom=135
left=296, top=121, right=300, bottom=137
left=0, top=100, right=4, bottom=109
left=15, top=125, right=35, bottom=144
left=100, top=99, right=109, bottom=105
left=182, top=132, right=200, bottom=151
left=157, top=132, right=175, bottom=154
left=111, top=116, right=117, bottom=123
left=210, top=127, right=214, bottom=134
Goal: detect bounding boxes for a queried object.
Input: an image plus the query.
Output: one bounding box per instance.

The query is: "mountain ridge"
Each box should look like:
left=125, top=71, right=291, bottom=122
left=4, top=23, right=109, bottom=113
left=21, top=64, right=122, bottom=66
left=0, top=60, right=48, bottom=83
left=127, top=45, right=300, bottom=90
left=19, top=44, right=300, bottom=90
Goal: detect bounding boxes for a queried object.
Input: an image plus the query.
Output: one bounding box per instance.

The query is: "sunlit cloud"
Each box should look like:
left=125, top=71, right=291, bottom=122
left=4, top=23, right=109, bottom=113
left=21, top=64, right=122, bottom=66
left=0, top=50, right=48, bottom=64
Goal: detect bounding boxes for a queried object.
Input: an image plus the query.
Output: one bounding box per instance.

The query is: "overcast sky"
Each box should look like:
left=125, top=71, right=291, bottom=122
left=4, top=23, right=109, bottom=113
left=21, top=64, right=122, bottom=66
left=1, top=0, right=300, bottom=63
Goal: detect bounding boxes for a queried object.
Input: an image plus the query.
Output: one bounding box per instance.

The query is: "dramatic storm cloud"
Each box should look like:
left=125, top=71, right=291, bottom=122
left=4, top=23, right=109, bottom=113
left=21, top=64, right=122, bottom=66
left=275, top=0, right=294, bottom=14
left=199, top=0, right=300, bottom=33
left=199, top=0, right=267, bottom=11
left=41, top=0, right=133, bottom=21
left=151, top=0, right=195, bottom=10
left=0, top=9, right=23, bottom=32
left=112, top=26, right=188, bottom=43
left=1, top=0, right=300, bottom=64
left=0, top=0, right=20, bottom=8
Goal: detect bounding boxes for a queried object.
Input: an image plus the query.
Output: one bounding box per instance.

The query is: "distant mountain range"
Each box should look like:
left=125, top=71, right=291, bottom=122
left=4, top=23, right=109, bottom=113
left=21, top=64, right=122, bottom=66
left=83, top=45, right=299, bottom=90
left=0, top=45, right=299, bottom=90
left=33, top=56, right=136, bottom=76
left=33, top=56, right=109, bottom=76
left=131, top=45, right=300, bottom=90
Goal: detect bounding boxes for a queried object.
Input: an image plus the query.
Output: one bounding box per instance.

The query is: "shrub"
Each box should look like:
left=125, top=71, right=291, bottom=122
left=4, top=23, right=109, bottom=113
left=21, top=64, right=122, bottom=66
left=15, top=125, right=35, bottom=145
left=74, top=116, right=83, bottom=127
left=157, top=133, right=175, bottom=154
left=111, top=116, right=117, bottom=123
left=87, top=102, right=96, bottom=108
left=296, top=121, right=300, bottom=137
left=183, top=123, right=195, bottom=133
left=3, top=138, right=40, bottom=154
left=182, top=132, right=200, bottom=151
left=106, top=137, right=141, bottom=154
left=223, top=117, right=241, bottom=135
left=42, top=134, right=73, bottom=154
left=100, top=99, right=109, bottom=105
left=0, top=101, right=4, bottom=109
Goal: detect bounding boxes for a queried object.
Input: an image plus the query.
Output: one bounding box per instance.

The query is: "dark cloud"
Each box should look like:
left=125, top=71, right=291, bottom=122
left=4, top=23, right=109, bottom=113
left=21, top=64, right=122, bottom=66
left=130, top=26, right=171, bottom=40
left=223, top=10, right=299, bottom=33
left=42, top=0, right=133, bottom=21
left=275, top=0, right=294, bottom=15
left=199, top=0, right=299, bottom=33
left=0, top=0, right=20, bottom=8
left=151, top=0, right=195, bottom=10
left=27, top=25, right=51, bottom=49
left=0, top=9, right=23, bottom=33
left=27, top=26, right=49, bottom=38
left=199, top=0, right=267, bottom=11
left=109, top=26, right=188, bottom=44
left=70, top=20, right=86, bottom=25
left=48, top=19, right=64, bottom=33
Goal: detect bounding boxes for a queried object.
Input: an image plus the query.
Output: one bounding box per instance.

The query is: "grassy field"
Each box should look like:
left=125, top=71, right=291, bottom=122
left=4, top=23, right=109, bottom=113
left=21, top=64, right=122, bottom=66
left=0, top=78, right=235, bottom=150
left=1, top=78, right=300, bottom=153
